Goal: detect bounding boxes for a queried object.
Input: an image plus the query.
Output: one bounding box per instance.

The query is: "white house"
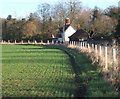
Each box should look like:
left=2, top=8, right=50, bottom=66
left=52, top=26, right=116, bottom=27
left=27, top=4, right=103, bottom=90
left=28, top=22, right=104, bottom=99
left=57, top=18, right=76, bottom=42
left=63, top=26, right=76, bottom=41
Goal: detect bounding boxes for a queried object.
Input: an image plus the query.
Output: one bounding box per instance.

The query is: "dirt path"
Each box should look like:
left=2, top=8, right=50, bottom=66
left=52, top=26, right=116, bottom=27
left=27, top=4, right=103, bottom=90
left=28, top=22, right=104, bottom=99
left=61, top=49, right=86, bottom=98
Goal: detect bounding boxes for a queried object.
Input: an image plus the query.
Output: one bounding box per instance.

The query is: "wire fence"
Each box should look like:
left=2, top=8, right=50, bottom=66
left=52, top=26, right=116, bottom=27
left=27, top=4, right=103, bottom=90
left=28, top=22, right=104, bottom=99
left=68, top=41, right=120, bottom=91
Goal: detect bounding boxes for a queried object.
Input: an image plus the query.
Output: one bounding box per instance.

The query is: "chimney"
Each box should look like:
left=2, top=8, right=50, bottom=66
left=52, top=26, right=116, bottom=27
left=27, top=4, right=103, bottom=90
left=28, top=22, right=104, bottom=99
left=77, top=24, right=80, bottom=30
left=65, top=18, right=70, bottom=26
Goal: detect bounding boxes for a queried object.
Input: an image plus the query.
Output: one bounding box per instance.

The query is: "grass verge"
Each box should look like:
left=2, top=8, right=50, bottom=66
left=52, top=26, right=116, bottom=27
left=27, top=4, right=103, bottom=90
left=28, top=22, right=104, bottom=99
left=48, top=45, right=119, bottom=98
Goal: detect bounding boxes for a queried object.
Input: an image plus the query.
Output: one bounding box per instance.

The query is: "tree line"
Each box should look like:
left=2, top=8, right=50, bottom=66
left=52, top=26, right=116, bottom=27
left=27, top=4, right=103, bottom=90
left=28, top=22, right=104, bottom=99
left=1, top=0, right=120, bottom=42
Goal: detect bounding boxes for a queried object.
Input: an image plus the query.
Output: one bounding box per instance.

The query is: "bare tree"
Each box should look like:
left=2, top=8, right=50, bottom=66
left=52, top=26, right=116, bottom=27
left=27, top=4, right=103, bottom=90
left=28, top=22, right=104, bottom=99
left=37, top=3, right=51, bottom=33
left=65, top=0, right=82, bottom=24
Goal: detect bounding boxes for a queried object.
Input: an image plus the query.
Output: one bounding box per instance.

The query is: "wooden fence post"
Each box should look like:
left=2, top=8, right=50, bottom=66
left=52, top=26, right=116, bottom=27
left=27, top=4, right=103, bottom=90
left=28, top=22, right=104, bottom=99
left=71, top=41, right=73, bottom=45
left=113, top=48, right=116, bottom=70
left=84, top=42, right=86, bottom=48
left=95, top=45, right=98, bottom=62
left=111, top=48, right=116, bottom=78
left=105, top=47, right=108, bottom=69
left=28, top=40, right=30, bottom=44
left=80, top=42, right=82, bottom=48
left=71, top=41, right=73, bottom=46
left=74, top=41, right=76, bottom=46
left=52, top=40, right=54, bottom=44
left=92, top=44, right=94, bottom=50
left=15, top=40, right=16, bottom=44
left=73, top=41, right=75, bottom=46
left=41, top=40, right=43, bottom=44
left=34, top=40, right=37, bottom=44
left=88, top=43, right=90, bottom=52
left=21, top=40, right=23, bottom=44
left=47, top=40, right=49, bottom=44
left=99, top=46, right=102, bottom=57
left=8, top=40, right=10, bottom=44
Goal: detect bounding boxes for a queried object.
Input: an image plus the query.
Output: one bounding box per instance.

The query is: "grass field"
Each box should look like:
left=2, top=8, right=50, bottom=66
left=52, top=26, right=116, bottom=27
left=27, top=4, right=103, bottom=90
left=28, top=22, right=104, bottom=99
left=2, top=44, right=75, bottom=97
left=56, top=45, right=118, bottom=97
left=2, top=44, right=119, bottom=98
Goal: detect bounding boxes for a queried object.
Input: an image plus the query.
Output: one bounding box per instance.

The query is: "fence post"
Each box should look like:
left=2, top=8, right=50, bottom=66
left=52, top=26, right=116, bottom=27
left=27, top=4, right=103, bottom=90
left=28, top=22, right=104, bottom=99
left=84, top=42, right=86, bottom=48
left=70, top=41, right=72, bottom=45
left=92, top=44, right=94, bottom=50
left=34, top=40, right=37, bottom=44
left=21, top=40, right=23, bottom=44
left=8, top=40, right=10, bottom=44
left=83, top=42, right=84, bottom=48
left=74, top=41, right=76, bottom=46
left=82, top=42, right=84, bottom=48
left=111, top=48, right=116, bottom=78
left=14, top=40, right=16, bottom=44
left=71, top=41, right=73, bottom=45
left=47, top=40, right=49, bottom=44
left=28, top=40, right=30, bottom=44
left=40, top=40, right=43, bottom=44
left=73, top=41, right=75, bottom=46
left=95, top=45, right=98, bottom=62
left=73, top=41, right=74, bottom=45
left=105, top=47, right=108, bottom=69
left=113, top=48, right=116, bottom=70
left=52, top=40, right=54, bottom=44
left=80, top=42, right=82, bottom=48
left=99, top=46, right=102, bottom=56
left=88, top=43, right=90, bottom=52
left=70, top=41, right=71, bottom=45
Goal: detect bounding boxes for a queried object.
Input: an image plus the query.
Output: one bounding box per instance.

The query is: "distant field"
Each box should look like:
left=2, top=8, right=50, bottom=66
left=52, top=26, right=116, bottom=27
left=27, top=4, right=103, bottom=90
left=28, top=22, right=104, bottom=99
left=2, top=44, right=75, bottom=97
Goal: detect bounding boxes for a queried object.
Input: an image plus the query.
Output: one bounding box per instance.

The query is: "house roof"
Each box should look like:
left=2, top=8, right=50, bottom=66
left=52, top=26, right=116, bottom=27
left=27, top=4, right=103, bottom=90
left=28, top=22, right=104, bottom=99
left=64, top=25, right=70, bottom=31
left=69, top=29, right=88, bottom=39
left=58, top=25, right=70, bottom=33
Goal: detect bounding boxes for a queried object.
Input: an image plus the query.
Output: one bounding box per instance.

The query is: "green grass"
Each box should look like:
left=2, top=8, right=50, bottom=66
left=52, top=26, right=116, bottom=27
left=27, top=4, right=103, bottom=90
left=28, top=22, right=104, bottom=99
left=2, top=44, right=75, bottom=97
left=2, top=44, right=119, bottom=97
left=50, top=45, right=119, bottom=97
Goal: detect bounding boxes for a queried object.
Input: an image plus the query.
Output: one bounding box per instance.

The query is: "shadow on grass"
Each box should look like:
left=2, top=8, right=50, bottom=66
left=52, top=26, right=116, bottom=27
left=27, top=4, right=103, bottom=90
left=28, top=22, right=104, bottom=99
left=2, top=44, right=76, bottom=98
left=59, top=48, right=87, bottom=97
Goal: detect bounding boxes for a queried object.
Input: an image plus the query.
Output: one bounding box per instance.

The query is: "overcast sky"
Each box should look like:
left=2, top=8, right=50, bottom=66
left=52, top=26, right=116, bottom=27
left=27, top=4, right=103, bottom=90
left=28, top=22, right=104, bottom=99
left=0, top=0, right=119, bottom=19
